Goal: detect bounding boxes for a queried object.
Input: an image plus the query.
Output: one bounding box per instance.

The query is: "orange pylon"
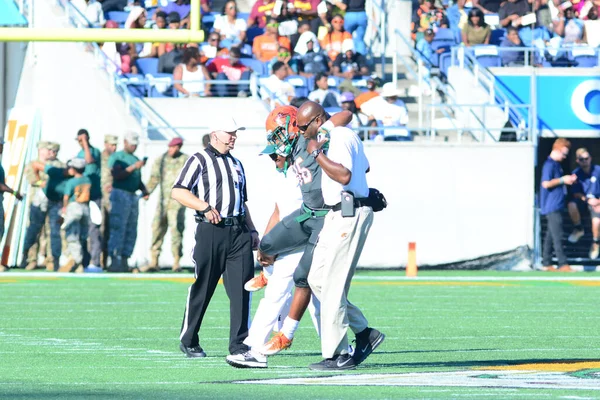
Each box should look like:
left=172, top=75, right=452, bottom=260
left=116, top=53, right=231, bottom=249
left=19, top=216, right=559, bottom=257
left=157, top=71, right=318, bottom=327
left=406, top=242, right=418, bottom=277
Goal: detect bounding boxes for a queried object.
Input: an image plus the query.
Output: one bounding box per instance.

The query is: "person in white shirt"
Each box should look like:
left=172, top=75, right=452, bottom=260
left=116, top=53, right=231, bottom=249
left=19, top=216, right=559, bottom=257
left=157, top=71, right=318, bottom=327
left=73, top=0, right=106, bottom=27
left=308, top=73, right=342, bottom=108
left=259, top=61, right=296, bottom=108
left=298, top=101, right=385, bottom=371
left=213, top=0, right=248, bottom=48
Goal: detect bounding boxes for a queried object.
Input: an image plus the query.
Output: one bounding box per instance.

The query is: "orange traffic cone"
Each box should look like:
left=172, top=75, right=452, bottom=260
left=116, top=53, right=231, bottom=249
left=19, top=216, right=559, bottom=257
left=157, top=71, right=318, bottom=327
left=406, top=242, right=418, bottom=277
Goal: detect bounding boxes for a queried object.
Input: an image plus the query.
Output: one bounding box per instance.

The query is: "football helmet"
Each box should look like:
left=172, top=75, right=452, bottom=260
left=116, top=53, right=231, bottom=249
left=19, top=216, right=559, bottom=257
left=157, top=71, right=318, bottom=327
left=265, top=105, right=300, bottom=158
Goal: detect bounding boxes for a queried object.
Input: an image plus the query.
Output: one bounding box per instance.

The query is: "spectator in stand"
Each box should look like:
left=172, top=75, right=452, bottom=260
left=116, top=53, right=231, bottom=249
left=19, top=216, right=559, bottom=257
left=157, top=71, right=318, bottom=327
left=207, top=46, right=251, bottom=97
left=248, top=0, right=278, bottom=28
left=334, top=0, right=368, bottom=55
left=473, top=0, right=504, bottom=14
left=122, top=7, right=152, bottom=73
left=447, top=0, right=468, bottom=30
left=308, top=73, right=341, bottom=107
left=173, top=47, right=212, bottom=97
left=554, top=6, right=587, bottom=43
left=154, top=0, right=197, bottom=28
left=321, top=14, right=353, bottom=63
left=566, top=149, right=599, bottom=249
left=332, top=40, right=369, bottom=85
left=339, top=91, right=377, bottom=139
left=462, top=8, right=491, bottom=45
left=72, top=0, right=105, bottom=27
left=295, top=31, right=329, bottom=77
left=153, top=11, right=168, bottom=29
left=290, top=96, right=310, bottom=107
left=201, top=32, right=230, bottom=59
left=294, top=21, right=320, bottom=55
left=268, top=44, right=300, bottom=74
left=155, top=12, right=183, bottom=59
left=287, top=0, right=321, bottom=34
left=540, top=138, right=576, bottom=272
left=584, top=6, right=600, bottom=47
left=586, top=5, right=599, bottom=20
left=411, top=0, right=447, bottom=40
left=358, top=82, right=410, bottom=140
left=416, top=29, right=446, bottom=69
left=498, top=0, right=532, bottom=28
left=354, top=75, right=380, bottom=105
left=214, top=0, right=247, bottom=48
left=500, top=26, right=525, bottom=66
left=253, top=18, right=292, bottom=62
left=259, top=61, right=295, bottom=107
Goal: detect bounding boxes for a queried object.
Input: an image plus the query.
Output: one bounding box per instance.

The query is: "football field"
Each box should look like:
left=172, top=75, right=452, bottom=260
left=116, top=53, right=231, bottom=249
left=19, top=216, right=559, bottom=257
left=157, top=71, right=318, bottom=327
left=1, top=270, right=600, bottom=399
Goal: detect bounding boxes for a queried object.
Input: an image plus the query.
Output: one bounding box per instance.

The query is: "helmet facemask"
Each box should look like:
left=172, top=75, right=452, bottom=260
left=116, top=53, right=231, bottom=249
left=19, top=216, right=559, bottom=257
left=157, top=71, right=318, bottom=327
left=267, top=115, right=298, bottom=158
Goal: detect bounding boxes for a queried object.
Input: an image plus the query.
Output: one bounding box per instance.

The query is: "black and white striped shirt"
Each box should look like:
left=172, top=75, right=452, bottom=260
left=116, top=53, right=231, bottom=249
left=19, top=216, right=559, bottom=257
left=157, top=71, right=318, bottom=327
left=173, top=145, right=248, bottom=218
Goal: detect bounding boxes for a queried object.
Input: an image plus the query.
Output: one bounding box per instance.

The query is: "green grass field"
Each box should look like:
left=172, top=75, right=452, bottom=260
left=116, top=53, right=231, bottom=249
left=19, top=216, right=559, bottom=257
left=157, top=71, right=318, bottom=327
left=1, top=271, right=600, bottom=399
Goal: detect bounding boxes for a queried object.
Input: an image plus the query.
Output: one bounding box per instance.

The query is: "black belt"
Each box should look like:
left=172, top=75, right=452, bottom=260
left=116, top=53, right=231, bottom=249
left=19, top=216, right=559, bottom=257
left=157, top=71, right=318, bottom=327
left=328, top=198, right=370, bottom=212
left=195, top=214, right=245, bottom=226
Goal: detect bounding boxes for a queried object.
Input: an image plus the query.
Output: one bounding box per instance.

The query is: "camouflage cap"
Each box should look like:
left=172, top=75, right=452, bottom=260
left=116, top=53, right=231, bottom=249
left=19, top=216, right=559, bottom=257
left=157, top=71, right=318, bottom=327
left=104, top=134, right=119, bottom=145
left=46, top=142, right=60, bottom=152
left=37, top=140, right=48, bottom=149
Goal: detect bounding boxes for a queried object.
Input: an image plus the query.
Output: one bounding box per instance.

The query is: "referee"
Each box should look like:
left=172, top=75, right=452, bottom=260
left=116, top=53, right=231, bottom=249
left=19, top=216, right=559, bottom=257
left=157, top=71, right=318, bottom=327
left=171, top=117, right=261, bottom=366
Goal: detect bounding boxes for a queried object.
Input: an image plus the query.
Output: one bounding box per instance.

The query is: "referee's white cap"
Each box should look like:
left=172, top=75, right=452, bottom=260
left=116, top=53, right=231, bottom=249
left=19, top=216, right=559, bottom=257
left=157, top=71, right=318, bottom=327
left=211, top=117, right=246, bottom=134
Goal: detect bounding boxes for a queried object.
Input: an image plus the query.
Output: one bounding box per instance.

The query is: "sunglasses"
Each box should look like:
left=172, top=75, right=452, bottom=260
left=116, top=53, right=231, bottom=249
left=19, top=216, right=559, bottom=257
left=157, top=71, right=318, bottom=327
left=332, top=19, right=344, bottom=24
left=578, top=157, right=590, bottom=161
left=298, top=115, right=319, bottom=132
left=209, top=37, right=219, bottom=41
left=267, top=22, right=279, bottom=27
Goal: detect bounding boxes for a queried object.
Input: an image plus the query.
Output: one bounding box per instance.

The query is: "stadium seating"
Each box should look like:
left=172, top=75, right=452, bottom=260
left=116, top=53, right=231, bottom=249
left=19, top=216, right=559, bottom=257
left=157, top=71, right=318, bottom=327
left=324, top=107, right=343, bottom=114
left=239, top=58, right=268, bottom=76
left=245, top=26, right=265, bottom=45
left=122, top=73, right=146, bottom=98
left=135, top=57, right=159, bottom=75
left=146, top=73, right=175, bottom=97
left=106, top=11, right=129, bottom=28
left=432, top=28, right=457, bottom=49
left=489, top=28, right=506, bottom=46
left=285, top=75, right=311, bottom=97
left=573, top=55, right=598, bottom=68
left=473, top=46, right=501, bottom=68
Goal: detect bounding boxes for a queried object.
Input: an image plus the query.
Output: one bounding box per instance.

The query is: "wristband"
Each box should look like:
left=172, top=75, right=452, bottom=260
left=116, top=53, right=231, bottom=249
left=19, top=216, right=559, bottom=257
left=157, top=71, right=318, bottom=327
left=559, top=177, right=564, bottom=185
left=13, top=190, right=18, bottom=196
left=321, top=120, right=334, bottom=132
left=200, top=205, right=212, bottom=214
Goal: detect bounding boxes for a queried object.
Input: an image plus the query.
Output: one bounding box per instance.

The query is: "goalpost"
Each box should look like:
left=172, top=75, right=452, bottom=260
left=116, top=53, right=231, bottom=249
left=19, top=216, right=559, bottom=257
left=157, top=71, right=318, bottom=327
left=0, top=0, right=205, bottom=43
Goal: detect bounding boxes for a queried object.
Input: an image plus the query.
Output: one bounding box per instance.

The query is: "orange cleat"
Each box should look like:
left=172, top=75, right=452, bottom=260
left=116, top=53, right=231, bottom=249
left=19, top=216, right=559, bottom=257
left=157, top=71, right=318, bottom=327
left=244, top=271, right=268, bottom=292
left=261, top=332, right=292, bottom=356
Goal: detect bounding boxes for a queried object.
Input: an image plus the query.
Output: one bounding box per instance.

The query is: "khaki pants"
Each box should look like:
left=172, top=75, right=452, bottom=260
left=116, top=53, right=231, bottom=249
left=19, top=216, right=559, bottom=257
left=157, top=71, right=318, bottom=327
left=308, top=206, right=372, bottom=359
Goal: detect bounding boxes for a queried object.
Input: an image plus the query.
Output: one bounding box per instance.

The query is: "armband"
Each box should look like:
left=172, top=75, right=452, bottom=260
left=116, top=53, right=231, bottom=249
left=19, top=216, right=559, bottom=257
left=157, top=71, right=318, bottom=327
left=559, top=177, right=564, bottom=185
left=321, top=120, right=335, bottom=131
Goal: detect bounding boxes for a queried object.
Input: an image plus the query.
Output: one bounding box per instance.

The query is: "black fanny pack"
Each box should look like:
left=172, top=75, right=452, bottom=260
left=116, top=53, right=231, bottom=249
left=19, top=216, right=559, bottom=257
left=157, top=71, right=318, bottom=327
left=367, top=188, right=388, bottom=212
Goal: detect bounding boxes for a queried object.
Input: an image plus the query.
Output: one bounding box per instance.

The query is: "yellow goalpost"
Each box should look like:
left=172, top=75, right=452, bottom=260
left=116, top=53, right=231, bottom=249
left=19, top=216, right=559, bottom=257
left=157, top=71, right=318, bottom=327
left=0, top=0, right=204, bottom=43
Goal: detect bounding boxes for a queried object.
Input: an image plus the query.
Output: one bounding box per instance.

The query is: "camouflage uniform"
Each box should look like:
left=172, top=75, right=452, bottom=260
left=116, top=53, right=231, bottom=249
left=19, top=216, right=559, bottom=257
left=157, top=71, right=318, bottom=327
left=21, top=143, right=66, bottom=270
left=100, top=135, right=119, bottom=268
left=63, top=171, right=92, bottom=267
left=20, top=162, right=66, bottom=269
left=144, top=151, right=187, bottom=269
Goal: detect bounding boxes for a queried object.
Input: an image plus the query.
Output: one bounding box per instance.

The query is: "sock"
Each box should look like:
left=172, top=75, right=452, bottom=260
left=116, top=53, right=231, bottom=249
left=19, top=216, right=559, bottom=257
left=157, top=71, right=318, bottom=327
left=594, top=238, right=599, bottom=244
left=575, top=224, right=583, bottom=230
left=280, top=318, right=299, bottom=340
left=263, top=265, right=274, bottom=278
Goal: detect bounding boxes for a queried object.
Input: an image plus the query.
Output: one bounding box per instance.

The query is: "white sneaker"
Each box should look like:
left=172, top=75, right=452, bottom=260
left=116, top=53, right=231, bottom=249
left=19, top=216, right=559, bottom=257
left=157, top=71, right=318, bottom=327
left=590, top=243, right=600, bottom=260
left=568, top=228, right=585, bottom=243
left=226, top=350, right=267, bottom=368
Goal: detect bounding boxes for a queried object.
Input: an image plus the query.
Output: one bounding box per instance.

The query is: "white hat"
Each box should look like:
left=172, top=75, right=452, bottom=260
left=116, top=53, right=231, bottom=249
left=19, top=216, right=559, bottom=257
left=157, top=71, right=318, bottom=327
left=124, top=130, right=140, bottom=145
left=341, top=39, right=354, bottom=54
left=380, top=82, right=403, bottom=98
left=67, top=158, right=87, bottom=169
left=211, top=117, right=246, bottom=134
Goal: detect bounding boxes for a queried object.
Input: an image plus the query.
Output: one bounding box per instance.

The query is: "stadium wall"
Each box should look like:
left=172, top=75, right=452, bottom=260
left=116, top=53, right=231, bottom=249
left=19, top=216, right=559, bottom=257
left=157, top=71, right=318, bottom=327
left=133, top=141, right=535, bottom=269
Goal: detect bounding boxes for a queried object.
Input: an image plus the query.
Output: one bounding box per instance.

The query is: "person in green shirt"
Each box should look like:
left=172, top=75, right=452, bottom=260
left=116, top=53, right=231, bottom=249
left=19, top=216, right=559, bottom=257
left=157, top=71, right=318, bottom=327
left=19, top=158, right=69, bottom=271
left=0, top=159, right=23, bottom=272
left=76, top=129, right=103, bottom=270
left=60, top=158, right=92, bottom=273
left=107, top=131, right=148, bottom=272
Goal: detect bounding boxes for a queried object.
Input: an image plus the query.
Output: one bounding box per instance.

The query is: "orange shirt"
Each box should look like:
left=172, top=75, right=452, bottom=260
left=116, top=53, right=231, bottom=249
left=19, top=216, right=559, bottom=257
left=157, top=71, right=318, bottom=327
left=252, top=34, right=291, bottom=62
left=321, top=31, right=353, bottom=61
left=354, top=91, right=379, bottom=109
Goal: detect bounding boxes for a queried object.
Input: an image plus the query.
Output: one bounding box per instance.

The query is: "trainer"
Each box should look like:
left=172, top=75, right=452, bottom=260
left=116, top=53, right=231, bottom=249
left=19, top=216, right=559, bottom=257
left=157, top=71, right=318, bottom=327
left=171, top=117, right=259, bottom=363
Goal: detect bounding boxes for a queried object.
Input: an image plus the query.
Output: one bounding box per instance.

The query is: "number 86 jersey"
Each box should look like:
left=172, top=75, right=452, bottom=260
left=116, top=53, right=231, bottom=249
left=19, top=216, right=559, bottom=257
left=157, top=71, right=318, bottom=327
left=290, top=135, right=325, bottom=210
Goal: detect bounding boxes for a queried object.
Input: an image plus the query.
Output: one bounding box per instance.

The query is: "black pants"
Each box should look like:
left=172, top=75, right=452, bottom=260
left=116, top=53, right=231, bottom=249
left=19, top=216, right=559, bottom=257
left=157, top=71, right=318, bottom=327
left=542, top=211, right=567, bottom=266
left=258, top=207, right=325, bottom=288
left=179, top=222, right=254, bottom=355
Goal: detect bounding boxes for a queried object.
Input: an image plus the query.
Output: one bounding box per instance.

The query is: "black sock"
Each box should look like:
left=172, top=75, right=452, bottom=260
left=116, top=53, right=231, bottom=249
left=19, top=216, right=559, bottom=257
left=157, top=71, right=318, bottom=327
left=575, top=224, right=583, bottom=230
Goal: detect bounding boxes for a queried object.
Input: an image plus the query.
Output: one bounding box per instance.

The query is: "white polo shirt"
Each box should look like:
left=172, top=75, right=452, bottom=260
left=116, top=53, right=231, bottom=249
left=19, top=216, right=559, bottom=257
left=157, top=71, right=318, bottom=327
left=321, top=127, right=370, bottom=206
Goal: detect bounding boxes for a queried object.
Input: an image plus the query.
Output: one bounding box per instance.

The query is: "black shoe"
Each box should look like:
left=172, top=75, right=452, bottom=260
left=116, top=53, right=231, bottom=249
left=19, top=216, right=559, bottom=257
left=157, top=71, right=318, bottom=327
left=179, top=343, right=207, bottom=358
left=309, top=353, right=357, bottom=371
left=226, top=350, right=267, bottom=368
left=353, top=327, right=385, bottom=365
left=107, top=256, right=122, bottom=273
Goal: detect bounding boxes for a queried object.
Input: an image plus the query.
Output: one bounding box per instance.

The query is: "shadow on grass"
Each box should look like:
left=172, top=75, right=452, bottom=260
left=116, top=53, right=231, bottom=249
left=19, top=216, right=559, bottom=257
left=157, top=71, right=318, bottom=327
left=276, top=348, right=498, bottom=358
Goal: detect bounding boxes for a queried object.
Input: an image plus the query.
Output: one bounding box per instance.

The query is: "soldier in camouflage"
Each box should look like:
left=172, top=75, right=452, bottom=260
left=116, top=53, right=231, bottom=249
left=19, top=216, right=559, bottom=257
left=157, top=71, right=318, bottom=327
left=23, top=141, right=51, bottom=270
left=140, top=137, right=188, bottom=272
left=100, top=134, right=118, bottom=269
left=19, top=142, right=69, bottom=271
